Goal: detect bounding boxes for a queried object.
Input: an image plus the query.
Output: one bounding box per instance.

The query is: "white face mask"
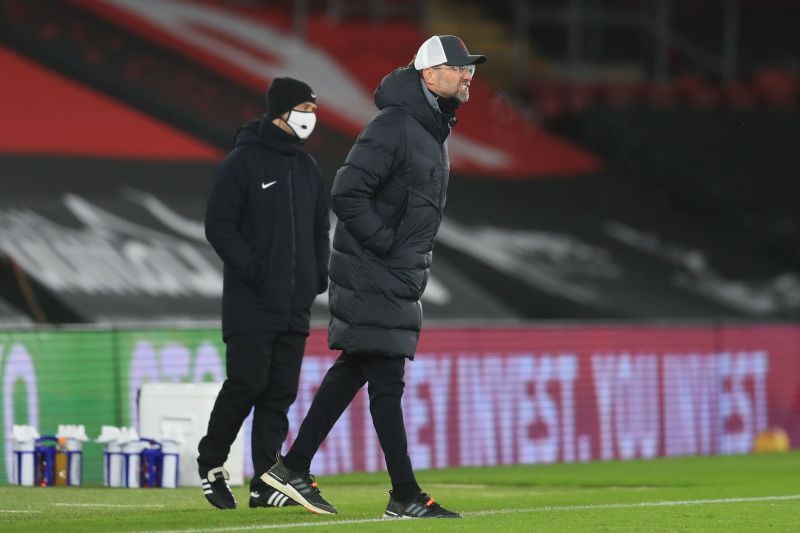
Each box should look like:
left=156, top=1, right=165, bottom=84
left=285, top=110, right=317, bottom=139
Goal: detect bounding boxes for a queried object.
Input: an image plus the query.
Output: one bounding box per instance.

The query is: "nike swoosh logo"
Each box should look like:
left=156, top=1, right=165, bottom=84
left=262, top=181, right=277, bottom=189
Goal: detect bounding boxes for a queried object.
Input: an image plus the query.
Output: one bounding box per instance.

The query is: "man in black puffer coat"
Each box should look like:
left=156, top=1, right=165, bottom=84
left=262, top=36, right=485, bottom=519
left=197, top=77, right=329, bottom=510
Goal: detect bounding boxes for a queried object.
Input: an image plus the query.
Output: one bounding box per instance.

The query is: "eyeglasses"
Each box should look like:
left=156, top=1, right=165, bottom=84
left=433, top=64, right=476, bottom=76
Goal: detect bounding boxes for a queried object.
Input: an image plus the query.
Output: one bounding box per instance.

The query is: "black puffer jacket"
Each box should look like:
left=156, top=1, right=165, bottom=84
left=205, top=117, right=330, bottom=340
left=328, top=67, right=455, bottom=358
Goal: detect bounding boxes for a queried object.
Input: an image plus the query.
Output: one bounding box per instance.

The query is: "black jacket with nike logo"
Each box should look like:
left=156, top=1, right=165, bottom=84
left=205, top=117, right=330, bottom=339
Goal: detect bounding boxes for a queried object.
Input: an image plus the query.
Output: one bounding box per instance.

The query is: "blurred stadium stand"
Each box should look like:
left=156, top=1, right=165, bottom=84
left=0, top=0, right=798, bottom=325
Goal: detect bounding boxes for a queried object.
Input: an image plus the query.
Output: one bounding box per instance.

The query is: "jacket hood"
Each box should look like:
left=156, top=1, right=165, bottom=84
left=373, top=67, right=453, bottom=142
left=233, top=116, right=303, bottom=155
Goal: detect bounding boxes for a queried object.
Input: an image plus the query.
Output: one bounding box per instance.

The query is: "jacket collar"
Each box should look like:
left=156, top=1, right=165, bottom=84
left=420, top=79, right=440, bottom=112
left=233, top=116, right=303, bottom=155
left=374, top=67, right=453, bottom=143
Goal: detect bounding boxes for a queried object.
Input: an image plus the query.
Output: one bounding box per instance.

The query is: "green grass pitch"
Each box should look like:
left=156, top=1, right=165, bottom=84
left=1, top=452, right=798, bottom=532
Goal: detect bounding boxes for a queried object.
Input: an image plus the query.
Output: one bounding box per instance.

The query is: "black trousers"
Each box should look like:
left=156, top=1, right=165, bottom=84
left=198, top=331, right=305, bottom=490
left=285, top=351, right=417, bottom=490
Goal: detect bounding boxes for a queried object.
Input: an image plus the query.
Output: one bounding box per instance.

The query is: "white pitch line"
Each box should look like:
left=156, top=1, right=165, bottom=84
left=468, top=494, right=800, bottom=516
left=150, top=517, right=389, bottom=533
left=146, top=494, right=800, bottom=533
left=0, top=510, right=39, bottom=513
left=53, top=503, right=166, bottom=508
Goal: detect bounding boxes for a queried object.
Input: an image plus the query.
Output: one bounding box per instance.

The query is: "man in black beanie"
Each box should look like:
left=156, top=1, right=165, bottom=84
left=197, top=76, right=329, bottom=510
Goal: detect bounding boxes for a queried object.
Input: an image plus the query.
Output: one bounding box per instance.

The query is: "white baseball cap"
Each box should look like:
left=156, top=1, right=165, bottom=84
left=414, top=35, right=487, bottom=70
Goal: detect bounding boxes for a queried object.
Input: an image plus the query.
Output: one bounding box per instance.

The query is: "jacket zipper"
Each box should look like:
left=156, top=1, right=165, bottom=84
left=430, top=144, right=447, bottom=247
left=438, top=144, right=447, bottom=211
left=287, top=157, right=296, bottom=329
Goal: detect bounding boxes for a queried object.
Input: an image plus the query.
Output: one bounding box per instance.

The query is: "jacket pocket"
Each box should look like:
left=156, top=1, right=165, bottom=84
left=389, top=188, right=440, bottom=256
left=390, top=191, right=410, bottom=230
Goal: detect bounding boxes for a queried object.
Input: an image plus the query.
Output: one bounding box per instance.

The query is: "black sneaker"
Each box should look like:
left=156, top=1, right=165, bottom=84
left=200, top=466, right=236, bottom=509
left=249, top=486, right=301, bottom=508
left=260, top=458, right=337, bottom=515
left=383, top=491, right=461, bottom=519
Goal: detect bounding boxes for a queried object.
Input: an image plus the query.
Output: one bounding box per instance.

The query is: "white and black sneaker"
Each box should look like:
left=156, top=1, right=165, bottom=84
left=382, top=491, right=461, bottom=519
left=249, top=486, right=301, bottom=508
left=200, top=466, right=236, bottom=509
left=260, top=457, right=337, bottom=514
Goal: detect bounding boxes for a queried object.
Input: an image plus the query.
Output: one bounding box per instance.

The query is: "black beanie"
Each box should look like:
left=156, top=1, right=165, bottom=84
left=266, top=77, right=316, bottom=119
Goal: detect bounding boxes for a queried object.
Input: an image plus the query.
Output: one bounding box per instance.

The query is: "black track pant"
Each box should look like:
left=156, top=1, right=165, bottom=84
left=283, top=351, right=419, bottom=497
left=198, top=331, right=305, bottom=490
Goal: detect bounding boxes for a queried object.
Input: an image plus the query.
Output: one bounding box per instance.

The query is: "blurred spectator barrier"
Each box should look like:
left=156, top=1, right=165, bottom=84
left=0, top=323, right=798, bottom=484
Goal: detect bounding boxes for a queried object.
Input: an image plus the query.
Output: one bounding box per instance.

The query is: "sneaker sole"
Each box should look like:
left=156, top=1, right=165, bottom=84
left=204, top=496, right=236, bottom=510
left=260, top=471, right=335, bottom=515
left=382, top=510, right=462, bottom=519
left=382, top=512, right=413, bottom=519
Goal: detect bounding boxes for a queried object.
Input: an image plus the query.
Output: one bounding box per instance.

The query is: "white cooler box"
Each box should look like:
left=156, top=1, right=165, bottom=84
left=138, top=383, right=244, bottom=487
